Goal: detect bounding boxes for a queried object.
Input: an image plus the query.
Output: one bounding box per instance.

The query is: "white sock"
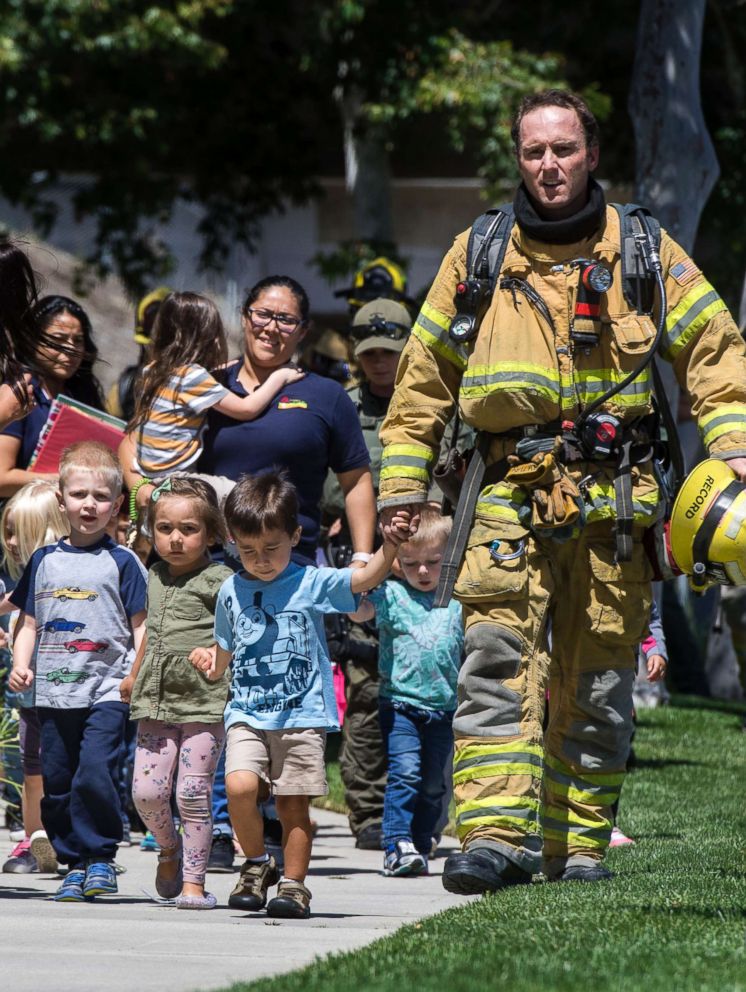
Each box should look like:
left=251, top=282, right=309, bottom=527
left=247, top=852, right=269, bottom=864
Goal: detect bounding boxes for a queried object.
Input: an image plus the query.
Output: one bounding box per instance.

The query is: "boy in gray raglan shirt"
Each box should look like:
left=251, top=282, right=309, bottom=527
left=10, top=441, right=147, bottom=902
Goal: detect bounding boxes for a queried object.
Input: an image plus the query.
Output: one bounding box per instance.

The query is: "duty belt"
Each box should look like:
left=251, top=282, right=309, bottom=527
left=434, top=420, right=657, bottom=608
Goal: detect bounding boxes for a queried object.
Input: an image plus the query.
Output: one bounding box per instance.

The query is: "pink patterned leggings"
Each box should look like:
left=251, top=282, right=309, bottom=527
left=132, top=719, right=225, bottom=884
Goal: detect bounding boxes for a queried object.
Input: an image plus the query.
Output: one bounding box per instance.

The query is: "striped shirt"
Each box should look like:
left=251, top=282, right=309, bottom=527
left=136, top=364, right=229, bottom=474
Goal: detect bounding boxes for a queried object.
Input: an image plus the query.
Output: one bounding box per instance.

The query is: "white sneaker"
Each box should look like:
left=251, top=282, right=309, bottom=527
left=383, top=839, right=428, bottom=877
left=29, top=830, right=58, bottom=873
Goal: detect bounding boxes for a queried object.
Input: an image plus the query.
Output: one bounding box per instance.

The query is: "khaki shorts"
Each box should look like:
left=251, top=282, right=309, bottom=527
left=225, top=724, right=328, bottom=796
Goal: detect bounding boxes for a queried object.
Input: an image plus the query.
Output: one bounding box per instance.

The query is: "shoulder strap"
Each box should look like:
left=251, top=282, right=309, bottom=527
left=612, top=202, right=661, bottom=315
left=466, top=202, right=515, bottom=292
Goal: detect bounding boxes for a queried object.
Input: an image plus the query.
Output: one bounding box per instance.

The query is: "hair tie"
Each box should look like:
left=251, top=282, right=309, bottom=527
left=151, top=478, right=173, bottom=503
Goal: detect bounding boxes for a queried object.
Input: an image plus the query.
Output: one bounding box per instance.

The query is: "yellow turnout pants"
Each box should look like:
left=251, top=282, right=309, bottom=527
left=452, top=521, right=652, bottom=875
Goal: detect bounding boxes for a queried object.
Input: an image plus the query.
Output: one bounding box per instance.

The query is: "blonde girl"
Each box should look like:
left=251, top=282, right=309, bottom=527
left=1, top=481, right=68, bottom=875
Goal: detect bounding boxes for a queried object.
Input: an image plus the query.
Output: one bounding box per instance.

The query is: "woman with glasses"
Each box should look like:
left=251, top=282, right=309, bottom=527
left=188, top=275, right=376, bottom=569
left=0, top=295, right=105, bottom=498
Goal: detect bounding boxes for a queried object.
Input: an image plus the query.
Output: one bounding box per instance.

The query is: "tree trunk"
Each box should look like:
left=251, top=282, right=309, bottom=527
left=339, top=86, right=393, bottom=244
left=629, top=2, right=731, bottom=698
left=629, top=0, right=719, bottom=252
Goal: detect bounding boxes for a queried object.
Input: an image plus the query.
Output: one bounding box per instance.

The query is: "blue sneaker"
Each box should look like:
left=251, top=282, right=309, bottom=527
left=83, top=861, right=118, bottom=897
left=140, top=831, right=160, bottom=853
left=383, top=840, right=428, bottom=877
left=54, top=868, right=87, bottom=902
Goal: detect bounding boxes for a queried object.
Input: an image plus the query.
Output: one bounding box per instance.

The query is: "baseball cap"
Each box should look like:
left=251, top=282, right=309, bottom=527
left=351, top=299, right=412, bottom=357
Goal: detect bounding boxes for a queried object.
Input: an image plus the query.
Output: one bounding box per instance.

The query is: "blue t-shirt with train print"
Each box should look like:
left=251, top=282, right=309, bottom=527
left=367, top=580, right=463, bottom=712
left=10, top=536, right=147, bottom=708
left=214, top=563, right=359, bottom=732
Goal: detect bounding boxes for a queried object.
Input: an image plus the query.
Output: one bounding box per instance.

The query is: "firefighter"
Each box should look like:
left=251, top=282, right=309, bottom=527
left=334, top=256, right=413, bottom=317
left=378, top=89, right=746, bottom=894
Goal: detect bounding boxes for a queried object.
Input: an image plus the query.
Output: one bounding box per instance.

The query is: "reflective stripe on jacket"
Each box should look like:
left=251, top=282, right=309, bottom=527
left=379, top=205, right=746, bottom=522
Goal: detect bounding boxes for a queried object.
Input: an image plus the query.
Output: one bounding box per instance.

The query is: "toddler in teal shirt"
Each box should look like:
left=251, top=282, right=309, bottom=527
left=351, top=506, right=463, bottom=877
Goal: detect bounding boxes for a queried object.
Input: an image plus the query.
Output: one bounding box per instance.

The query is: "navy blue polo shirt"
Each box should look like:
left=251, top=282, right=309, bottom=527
left=198, top=362, right=370, bottom=561
left=1, top=377, right=55, bottom=469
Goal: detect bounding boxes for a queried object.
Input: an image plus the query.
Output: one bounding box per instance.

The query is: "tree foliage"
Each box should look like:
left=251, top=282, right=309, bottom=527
left=0, top=0, right=742, bottom=304
left=0, top=1, right=328, bottom=293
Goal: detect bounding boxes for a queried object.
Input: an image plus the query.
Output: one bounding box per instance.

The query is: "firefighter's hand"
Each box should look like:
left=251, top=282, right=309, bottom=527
left=725, top=457, right=746, bottom=482
left=379, top=503, right=421, bottom=537
left=646, top=653, right=667, bottom=683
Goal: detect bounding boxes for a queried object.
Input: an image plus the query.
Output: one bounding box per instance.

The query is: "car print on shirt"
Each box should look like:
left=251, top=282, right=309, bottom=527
left=43, top=618, right=86, bottom=633
left=64, top=638, right=109, bottom=654
left=46, top=667, right=93, bottom=686
left=52, top=587, right=98, bottom=602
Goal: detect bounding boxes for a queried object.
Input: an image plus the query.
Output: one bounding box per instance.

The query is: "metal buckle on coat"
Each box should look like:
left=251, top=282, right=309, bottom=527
left=489, top=538, right=526, bottom=562
left=504, top=422, right=563, bottom=439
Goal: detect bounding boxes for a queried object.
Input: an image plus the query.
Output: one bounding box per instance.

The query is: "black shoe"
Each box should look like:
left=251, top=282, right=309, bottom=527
left=206, top=834, right=235, bottom=873
left=355, top=823, right=383, bottom=850
left=553, top=863, right=613, bottom=883
left=442, top=847, right=532, bottom=895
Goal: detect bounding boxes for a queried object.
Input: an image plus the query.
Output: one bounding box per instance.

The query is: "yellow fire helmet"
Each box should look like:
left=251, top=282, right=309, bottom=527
left=334, top=257, right=411, bottom=313
left=669, top=457, right=746, bottom=589
left=134, top=286, right=171, bottom=345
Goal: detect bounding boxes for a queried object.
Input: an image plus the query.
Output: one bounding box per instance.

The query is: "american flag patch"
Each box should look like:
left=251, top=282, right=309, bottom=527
left=671, top=259, right=700, bottom=285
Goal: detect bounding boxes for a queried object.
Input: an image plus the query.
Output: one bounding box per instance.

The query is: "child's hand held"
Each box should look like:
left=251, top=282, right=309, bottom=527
left=384, top=510, right=412, bottom=546
left=119, top=674, right=134, bottom=703
left=188, top=647, right=214, bottom=672
left=9, top=666, right=33, bottom=692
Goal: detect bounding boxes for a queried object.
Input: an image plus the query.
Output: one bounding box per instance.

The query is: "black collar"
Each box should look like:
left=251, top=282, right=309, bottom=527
left=513, top=178, right=606, bottom=245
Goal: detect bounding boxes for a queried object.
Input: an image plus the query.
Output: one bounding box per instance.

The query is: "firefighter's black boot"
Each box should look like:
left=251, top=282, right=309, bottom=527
left=442, top=846, right=532, bottom=895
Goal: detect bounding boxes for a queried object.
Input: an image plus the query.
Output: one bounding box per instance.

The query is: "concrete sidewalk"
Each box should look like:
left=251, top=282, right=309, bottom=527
left=0, top=809, right=472, bottom=992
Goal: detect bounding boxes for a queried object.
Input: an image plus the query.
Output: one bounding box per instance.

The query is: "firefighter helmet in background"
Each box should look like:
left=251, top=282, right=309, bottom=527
left=334, top=257, right=411, bottom=314
left=134, top=286, right=171, bottom=345
left=669, top=458, right=746, bottom=588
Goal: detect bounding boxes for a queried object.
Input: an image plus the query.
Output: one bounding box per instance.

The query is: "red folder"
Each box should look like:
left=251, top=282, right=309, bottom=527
left=28, top=396, right=125, bottom=474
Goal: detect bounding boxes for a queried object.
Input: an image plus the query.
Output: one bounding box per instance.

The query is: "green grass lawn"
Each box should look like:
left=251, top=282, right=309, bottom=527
left=232, top=702, right=746, bottom=992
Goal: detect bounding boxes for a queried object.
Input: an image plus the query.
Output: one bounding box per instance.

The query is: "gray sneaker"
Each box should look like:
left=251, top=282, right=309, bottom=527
left=228, top=855, right=280, bottom=911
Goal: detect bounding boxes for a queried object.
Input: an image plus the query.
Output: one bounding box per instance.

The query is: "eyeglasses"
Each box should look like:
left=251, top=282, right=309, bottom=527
left=350, top=316, right=410, bottom=342
left=245, top=308, right=303, bottom=334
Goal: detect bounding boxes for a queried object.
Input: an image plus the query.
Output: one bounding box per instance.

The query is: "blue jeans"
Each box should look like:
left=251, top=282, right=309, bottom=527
left=379, top=700, right=454, bottom=853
